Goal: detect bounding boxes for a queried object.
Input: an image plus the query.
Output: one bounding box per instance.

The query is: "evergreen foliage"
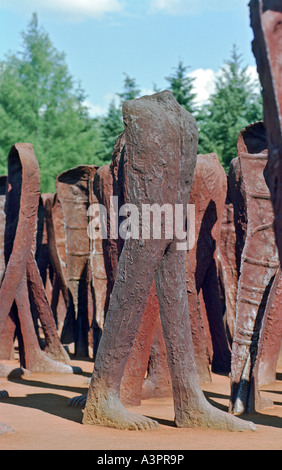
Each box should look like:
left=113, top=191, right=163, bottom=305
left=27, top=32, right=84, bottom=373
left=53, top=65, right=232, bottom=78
left=165, top=60, right=197, bottom=113
left=197, top=45, right=263, bottom=169
left=97, top=73, right=141, bottom=162
left=0, top=16, right=264, bottom=192
left=0, top=13, right=105, bottom=193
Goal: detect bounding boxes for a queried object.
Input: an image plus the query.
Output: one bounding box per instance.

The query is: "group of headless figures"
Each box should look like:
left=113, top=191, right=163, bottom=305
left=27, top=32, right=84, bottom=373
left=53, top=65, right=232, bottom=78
left=0, top=0, right=282, bottom=436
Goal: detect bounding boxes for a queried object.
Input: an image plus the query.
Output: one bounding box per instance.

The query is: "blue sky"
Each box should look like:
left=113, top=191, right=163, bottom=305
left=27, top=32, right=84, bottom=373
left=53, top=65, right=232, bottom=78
left=0, top=0, right=258, bottom=116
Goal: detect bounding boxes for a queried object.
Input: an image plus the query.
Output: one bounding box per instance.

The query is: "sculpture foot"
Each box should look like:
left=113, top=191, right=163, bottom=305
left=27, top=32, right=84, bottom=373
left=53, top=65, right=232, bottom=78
left=0, top=363, right=29, bottom=378
left=0, top=390, right=9, bottom=399
left=231, top=394, right=274, bottom=415
left=45, top=345, right=71, bottom=365
left=83, top=379, right=160, bottom=431
left=255, top=395, right=274, bottom=413
left=175, top=398, right=257, bottom=432
left=0, top=423, right=14, bottom=435
left=27, top=351, right=81, bottom=374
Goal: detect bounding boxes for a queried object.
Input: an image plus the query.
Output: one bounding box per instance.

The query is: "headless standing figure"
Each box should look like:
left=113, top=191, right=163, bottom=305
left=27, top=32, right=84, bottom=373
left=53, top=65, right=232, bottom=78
left=83, top=91, right=256, bottom=432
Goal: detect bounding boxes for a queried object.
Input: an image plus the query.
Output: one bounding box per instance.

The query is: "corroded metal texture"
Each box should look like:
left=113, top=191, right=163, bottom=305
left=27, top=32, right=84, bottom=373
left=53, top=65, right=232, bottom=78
left=56, top=165, right=107, bottom=358
left=92, top=133, right=163, bottom=406
left=230, top=122, right=280, bottom=414
left=44, top=193, right=69, bottom=334
left=0, top=176, right=7, bottom=285
left=0, top=176, right=15, bottom=360
left=250, top=0, right=282, bottom=265
left=0, top=144, right=72, bottom=374
left=120, top=282, right=161, bottom=406
left=188, top=153, right=230, bottom=378
left=83, top=91, right=256, bottom=432
left=256, top=266, right=282, bottom=387
left=222, top=156, right=248, bottom=345
left=218, top=192, right=238, bottom=342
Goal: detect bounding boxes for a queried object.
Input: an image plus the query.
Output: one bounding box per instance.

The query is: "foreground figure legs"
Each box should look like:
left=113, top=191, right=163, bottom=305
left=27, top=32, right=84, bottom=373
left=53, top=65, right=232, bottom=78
left=83, top=91, right=256, bottom=432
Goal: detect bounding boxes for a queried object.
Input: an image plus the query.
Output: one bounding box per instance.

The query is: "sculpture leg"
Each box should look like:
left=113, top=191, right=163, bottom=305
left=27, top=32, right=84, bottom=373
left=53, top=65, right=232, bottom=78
left=15, top=272, right=73, bottom=374
left=141, top=314, right=173, bottom=400
left=186, top=254, right=211, bottom=383
left=83, top=237, right=166, bottom=430
left=120, top=282, right=160, bottom=406
left=26, top=252, right=70, bottom=364
left=0, top=313, right=16, bottom=360
left=155, top=239, right=256, bottom=431
left=201, top=260, right=231, bottom=374
left=257, top=268, right=282, bottom=387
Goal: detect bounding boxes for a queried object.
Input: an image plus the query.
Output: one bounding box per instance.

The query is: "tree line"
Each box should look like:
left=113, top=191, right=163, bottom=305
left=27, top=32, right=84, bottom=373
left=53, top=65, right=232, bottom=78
left=0, top=13, right=263, bottom=193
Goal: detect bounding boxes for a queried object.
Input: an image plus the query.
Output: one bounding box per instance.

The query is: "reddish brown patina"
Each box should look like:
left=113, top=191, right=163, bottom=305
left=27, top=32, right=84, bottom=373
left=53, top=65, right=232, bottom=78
left=229, top=122, right=280, bottom=414
left=92, top=134, right=163, bottom=406
left=56, top=165, right=109, bottom=358
left=43, top=193, right=69, bottom=335
left=188, top=153, right=230, bottom=379
left=0, top=144, right=71, bottom=373
left=249, top=0, right=282, bottom=405
left=82, top=91, right=255, bottom=432
left=250, top=0, right=282, bottom=264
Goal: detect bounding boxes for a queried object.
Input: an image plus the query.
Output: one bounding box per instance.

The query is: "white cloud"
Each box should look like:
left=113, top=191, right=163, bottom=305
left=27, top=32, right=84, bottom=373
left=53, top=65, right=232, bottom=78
left=84, top=92, right=119, bottom=117
left=188, top=68, right=216, bottom=106
left=84, top=100, right=107, bottom=118
left=246, top=65, right=259, bottom=85
left=150, top=0, right=246, bottom=15
left=188, top=65, right=260, bottom=107
left=0, top=0, right=124, bottom=19
left=86, top=66, right=260, bottom=118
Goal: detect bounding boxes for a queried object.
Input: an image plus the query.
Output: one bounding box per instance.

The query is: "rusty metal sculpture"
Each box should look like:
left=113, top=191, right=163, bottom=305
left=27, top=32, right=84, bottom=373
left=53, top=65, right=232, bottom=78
left=0, top=176, right=7, bottom=285
left=69, top=133, right=164, bottom=408
left=43, top=193, right=69, bottom=335
left=0, top=144, right=72, bottom=374
left=256, top=266, right=282, bottom=386
left=250, top=0, right=282, bottom=266
left=249, top=0, right=282, bottom=399
left=188, top=153, right=230, bottom=379
left=219, top=184, right=240, bottom=343
left=56, top=165, right=108, bottom=358
left=221, top=156, right=248, bottom=346
left=141, top=153, right=232, bottom=397
left=0, top=175, right=15, bottom=361
left=229, top=122, right=280, bottom=414
left=92, top=134, right=164, bottom=406
left=82, top=91, right=256, bottom=431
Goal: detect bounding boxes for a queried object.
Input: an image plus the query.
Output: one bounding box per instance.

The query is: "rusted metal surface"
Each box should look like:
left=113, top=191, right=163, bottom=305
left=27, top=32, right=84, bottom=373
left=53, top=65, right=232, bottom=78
left=250, top=0, right=282, bottom=265
left=188, top=153, right=230, bottom=379
left=0, top=176, right=7, bottom=285
left=83, top=91, right=255, bottom=432
left=0, top=175, right=15, bottom=360
left=0, top=144, right=72, bottom=374
left=43, top=193, right=69, bottom=335
left=92, top=134, right=163, bottom=406
left=56, top=165, right=108, bottom=358
left=230, top=122, right=280, bottom=414
left=256, top=266, right=282, bottom=387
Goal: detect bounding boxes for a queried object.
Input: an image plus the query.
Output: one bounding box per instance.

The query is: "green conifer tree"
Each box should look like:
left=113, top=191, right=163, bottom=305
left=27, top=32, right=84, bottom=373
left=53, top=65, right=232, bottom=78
left=0, top=13, right=104, bottom=192
left=197, top=45, right=263, bottom=169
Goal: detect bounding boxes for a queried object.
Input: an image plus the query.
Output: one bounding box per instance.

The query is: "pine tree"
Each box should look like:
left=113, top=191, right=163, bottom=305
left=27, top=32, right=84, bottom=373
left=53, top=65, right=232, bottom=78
left=98, top=99, right=124, bottom=161
left=197, top=45, right=263, bottom=170
left=165, top=60, right=197, bottom=113
left=117, top=73, right=141, bottom=103
left=0, top=13, right=104, bottom=192
left=98, top=73, right=141, bottom=161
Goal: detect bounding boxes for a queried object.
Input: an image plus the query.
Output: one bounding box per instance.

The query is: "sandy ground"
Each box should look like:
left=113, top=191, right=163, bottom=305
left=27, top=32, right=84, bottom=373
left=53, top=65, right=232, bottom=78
left=0, top=357, right=282, bottom=451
